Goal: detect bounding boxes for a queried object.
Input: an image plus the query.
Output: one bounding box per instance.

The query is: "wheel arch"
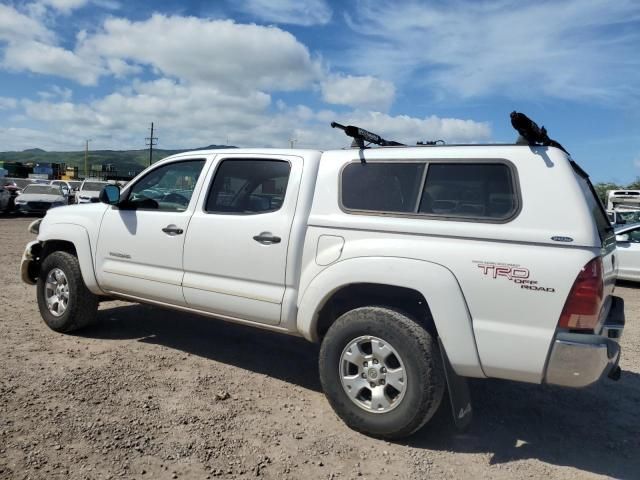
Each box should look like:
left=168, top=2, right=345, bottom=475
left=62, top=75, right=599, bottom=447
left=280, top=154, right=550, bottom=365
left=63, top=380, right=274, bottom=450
left=297, top=256, right=485, bottom=378
left=37, top=223, right=105, bottom=295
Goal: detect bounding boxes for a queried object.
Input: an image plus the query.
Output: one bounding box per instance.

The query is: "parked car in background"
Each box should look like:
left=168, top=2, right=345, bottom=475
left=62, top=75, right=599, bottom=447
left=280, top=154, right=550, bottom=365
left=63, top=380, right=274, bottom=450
left=3, top=181, right=23, bottom=212
left=50, top=180, right=76, bottom=204
left=0, top=183, right=11, bottom=212
left=607, top=209, right=640, bottom=226
left=614, top=222, right=640, bottom=281
left=68, top=180, right=82, bottom=192
left=77, top=180, right=108, bottom=204
left=14, top=184, right=68, bottom=215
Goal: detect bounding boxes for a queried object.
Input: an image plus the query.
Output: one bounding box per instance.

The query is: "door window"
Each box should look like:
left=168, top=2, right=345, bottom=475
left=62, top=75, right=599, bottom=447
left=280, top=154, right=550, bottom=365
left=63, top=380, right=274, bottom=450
left=626, top=228, right=640, bottom=243
left=205, top=159, right=291, bottom=214
left=124, top=159, right=205, bottom=211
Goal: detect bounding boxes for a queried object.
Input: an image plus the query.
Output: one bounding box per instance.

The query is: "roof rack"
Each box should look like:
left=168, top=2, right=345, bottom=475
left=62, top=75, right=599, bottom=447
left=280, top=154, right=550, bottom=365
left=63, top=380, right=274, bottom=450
left=510, top=111, right=568, bottom=154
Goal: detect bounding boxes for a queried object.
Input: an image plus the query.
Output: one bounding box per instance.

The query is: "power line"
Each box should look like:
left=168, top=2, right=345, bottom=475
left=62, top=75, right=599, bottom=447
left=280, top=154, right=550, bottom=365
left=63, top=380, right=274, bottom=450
left=145, top=122, right=158, bottom=166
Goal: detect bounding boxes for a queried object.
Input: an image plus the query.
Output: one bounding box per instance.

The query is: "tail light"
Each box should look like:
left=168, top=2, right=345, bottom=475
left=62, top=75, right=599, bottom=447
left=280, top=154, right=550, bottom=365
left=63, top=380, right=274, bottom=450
left=558, top=257, right=603, bottom=331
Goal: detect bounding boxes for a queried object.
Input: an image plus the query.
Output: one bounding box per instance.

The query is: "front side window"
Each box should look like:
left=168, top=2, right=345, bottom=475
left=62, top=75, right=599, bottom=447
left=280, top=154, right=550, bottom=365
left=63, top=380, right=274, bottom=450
left=205, top=159, right=290, bottom=214
left=124, top=159, right=205, bottom=211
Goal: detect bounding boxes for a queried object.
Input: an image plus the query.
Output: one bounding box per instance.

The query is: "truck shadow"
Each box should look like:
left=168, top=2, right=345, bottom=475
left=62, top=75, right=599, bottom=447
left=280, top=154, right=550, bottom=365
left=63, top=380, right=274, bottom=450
left=407, top=375, right=640, bottom=479
left=89, top=302, right=322, bottom=392
left=86, top=302, right=639, bottom=479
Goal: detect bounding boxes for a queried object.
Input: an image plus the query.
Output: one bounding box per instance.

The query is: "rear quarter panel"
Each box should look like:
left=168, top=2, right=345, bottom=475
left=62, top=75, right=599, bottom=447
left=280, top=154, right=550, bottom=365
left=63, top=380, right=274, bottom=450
left=299, top=146, right=602, bottom=383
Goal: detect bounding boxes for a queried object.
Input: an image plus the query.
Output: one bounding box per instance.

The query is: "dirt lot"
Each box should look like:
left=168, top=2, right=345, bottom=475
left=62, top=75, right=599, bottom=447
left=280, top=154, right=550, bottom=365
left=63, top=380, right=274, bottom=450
left=1, top=216, right=639, bottom=480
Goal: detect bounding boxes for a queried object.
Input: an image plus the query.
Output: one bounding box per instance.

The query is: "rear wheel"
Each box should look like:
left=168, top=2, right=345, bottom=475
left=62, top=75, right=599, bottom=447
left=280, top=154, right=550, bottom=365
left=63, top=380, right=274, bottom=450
left=37, top=251, right=98, bottom=333
left=319, top=306, right=445, bottom=439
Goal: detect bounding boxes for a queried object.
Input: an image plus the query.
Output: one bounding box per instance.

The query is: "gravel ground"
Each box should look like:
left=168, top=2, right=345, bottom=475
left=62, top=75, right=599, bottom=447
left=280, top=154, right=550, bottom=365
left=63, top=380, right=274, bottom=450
left=1, top=215, right=639, bottom=480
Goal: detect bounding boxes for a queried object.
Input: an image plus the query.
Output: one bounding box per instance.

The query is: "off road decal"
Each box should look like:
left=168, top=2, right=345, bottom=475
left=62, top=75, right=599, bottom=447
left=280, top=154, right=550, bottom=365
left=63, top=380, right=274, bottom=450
left=473, top=261, right=555, bottom=292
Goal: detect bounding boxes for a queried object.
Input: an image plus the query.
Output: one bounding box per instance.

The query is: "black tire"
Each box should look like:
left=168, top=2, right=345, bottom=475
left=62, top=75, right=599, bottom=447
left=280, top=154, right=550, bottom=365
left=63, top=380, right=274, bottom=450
left=36, top=251, right=98, bottom=333
left=319, top=306, right=445, bottom=439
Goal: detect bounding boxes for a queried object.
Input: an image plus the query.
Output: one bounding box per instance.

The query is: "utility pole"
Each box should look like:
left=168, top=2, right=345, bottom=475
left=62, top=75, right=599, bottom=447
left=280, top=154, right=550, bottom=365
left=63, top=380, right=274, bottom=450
left=84, top=139, right=90, bottom=179
left=145, top=122, right=158, bottom=166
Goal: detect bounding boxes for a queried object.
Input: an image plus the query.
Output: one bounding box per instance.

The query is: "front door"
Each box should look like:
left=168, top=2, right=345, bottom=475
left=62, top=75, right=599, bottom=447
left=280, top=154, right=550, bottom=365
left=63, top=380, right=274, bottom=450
left=95, top=158, right=207, bottom=304
left=182, top=155, right=302, bottom=325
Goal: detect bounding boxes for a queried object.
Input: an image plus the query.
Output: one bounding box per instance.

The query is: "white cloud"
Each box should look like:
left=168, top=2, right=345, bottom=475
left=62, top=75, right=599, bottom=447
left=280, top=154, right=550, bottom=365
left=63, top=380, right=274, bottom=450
left=0, top=4, right=52, bottom=42
left=77, top=15, right=320, bottom=91
left=12, top=77, right=490, bottom=150
left=0, top=97, right=18, bottom=110
left=39, top=0, right=89, bottom=14
left=344, top=0, right=640, bottom=103
left=3, top=40, right=103, bottom=85
left=234, top=0, right=332, bottom=26
left=322, top=74, right=395, bottom=111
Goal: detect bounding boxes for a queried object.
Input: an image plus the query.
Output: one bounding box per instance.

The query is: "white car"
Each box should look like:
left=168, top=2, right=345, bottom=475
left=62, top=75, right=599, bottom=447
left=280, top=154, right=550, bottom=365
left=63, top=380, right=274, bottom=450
left=76, top=180, right=108, bottom=204
left=14, top=184, right=68, bottom=215
left=614, top=222, right=640, bottom=281
left=20, top=113, right=624, bottom=439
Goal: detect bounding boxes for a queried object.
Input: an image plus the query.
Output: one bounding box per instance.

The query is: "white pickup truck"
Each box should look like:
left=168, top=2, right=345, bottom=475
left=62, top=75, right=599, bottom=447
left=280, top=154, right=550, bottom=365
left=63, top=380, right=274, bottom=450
left=21, top=115, right=625, bottom=438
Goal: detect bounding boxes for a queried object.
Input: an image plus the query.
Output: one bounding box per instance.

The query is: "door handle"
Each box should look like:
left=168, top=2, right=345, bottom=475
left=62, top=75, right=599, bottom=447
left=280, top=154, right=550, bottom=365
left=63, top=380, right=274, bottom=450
left=162, top=225, right=184, bottom=235
left=253, top=232, right=281, bottom=245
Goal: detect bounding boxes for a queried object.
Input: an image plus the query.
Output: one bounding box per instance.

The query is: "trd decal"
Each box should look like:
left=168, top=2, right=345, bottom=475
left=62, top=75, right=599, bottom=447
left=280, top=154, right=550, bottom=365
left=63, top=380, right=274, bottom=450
left=473, top=261, right=555, bottom=292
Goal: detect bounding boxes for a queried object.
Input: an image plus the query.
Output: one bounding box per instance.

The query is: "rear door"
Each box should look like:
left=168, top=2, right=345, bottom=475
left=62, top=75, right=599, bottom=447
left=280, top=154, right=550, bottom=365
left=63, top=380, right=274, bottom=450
left=182, top=154, right=303, bottom=325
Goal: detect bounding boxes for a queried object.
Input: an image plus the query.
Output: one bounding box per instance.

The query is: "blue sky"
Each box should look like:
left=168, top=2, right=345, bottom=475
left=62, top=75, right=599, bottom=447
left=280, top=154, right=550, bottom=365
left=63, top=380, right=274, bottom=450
left=0, top=0, right=639, bottom=183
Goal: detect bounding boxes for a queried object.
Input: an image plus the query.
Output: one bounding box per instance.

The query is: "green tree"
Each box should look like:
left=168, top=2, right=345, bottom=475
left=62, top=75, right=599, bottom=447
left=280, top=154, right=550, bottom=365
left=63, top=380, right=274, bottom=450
left=592, top=182, right=621, bottom=206
left=626, top=177, right=640, bottom=190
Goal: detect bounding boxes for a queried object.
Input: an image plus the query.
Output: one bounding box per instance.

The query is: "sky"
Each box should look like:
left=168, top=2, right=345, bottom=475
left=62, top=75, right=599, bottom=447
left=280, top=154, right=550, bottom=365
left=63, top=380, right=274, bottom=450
left=0, top=0, right=639, bottom=183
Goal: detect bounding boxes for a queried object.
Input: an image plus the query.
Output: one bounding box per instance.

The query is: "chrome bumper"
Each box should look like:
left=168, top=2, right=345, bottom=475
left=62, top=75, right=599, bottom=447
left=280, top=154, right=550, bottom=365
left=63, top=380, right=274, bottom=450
left=20, top=241, right=40, bottom=285
left=545, top=296, right=624, bottom=388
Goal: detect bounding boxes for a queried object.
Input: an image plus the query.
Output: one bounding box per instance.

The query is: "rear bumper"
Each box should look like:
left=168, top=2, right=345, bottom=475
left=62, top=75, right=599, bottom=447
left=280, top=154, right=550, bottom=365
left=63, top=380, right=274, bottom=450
left=545, top=296, right=624, bottom=388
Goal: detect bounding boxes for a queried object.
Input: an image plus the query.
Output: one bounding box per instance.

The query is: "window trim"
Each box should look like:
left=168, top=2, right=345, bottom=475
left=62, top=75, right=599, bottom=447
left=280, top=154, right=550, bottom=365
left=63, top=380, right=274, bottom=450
left=338, top=158, right=522, bottom=224
left=118, top=158, right=207, bottom=213
left=202, top=157, right=293, bottom=216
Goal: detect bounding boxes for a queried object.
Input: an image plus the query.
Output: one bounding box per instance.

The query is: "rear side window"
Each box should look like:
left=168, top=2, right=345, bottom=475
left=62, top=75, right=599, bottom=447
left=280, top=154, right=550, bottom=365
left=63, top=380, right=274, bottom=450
left=341, top=161, right=518, bottom=221
left=420, top=164, right=517, bottom=219
left=341, top=163, right=425, bottom=213
left=205, top=159, right=290, bottom=214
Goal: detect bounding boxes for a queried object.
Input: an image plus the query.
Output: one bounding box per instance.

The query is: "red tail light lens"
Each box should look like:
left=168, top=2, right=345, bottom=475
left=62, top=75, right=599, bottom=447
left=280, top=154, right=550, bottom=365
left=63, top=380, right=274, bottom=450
left=558, top=257, right=603, bottom=331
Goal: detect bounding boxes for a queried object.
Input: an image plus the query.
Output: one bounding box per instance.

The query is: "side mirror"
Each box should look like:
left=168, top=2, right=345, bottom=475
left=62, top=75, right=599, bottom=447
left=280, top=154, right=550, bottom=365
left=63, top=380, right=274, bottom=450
left=99, top=184, right=120, bottom=205
left=616, top=234, right=630, bottom=243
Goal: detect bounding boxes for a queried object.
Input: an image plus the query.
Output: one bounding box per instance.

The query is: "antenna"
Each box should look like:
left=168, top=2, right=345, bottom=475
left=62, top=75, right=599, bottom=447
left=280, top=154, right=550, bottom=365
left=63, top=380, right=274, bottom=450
left=145, top=122, right=158, bottom=166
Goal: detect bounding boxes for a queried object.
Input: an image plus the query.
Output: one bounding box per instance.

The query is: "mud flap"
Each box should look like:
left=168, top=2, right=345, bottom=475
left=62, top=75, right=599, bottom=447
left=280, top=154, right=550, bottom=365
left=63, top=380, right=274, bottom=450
left=438, top=337, right=473, bottom=431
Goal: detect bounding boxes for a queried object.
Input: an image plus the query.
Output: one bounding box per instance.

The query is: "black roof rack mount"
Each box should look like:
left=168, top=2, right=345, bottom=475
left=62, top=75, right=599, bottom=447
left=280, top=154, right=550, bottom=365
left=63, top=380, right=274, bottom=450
left=510, top=111, right=568, bottom=154
left=331, top=122, right=405, bottom=149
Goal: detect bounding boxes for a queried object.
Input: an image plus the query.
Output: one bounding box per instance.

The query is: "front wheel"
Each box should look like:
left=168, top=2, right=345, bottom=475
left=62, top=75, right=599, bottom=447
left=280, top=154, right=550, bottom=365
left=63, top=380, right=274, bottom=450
left=319, top=306, right=445, bottom=439
left=36, top=251, right=98, bottom=333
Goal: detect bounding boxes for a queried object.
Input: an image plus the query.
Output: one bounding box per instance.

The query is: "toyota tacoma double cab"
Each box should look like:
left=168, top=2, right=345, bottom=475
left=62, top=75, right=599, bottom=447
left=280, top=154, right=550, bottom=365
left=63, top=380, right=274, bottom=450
left=20, top=113, right=625, bottom=439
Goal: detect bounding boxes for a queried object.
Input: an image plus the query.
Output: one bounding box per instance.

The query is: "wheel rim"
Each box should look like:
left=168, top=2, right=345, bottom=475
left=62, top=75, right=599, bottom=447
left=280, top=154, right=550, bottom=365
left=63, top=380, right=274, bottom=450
left=339, top=335, right=407, bottom=413
left=44, top=268, right=69, bottom=317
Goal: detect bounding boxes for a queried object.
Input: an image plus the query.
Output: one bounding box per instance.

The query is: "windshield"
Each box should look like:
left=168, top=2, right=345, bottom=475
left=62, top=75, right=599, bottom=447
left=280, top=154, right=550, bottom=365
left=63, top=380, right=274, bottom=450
left=23, top=185, right=61, bottom=195
left=82, top=182, right=106, bottom=191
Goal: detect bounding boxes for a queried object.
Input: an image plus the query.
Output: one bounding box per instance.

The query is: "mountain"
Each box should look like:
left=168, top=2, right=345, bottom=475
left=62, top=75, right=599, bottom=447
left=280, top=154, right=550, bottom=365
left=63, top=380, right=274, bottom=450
left=0, top=145, right=234, bottom=174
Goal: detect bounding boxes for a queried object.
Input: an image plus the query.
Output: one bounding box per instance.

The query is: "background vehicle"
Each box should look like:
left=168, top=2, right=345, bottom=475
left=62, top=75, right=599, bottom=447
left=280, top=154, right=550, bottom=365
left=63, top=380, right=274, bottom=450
left=606, top=190, right=640, bottom=211
left=50, top=180, right=74, bottom=200
left=20, top=115, right=624, bottom=439
left=76, top=180, right=108, bottom=203
left=606, top=208, right=640, bottom=226
left=0, top=183, right=11, bottom=212
left=14, top=184, right=68, bottom=215
left=614, top=222, right=640, bottom=281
